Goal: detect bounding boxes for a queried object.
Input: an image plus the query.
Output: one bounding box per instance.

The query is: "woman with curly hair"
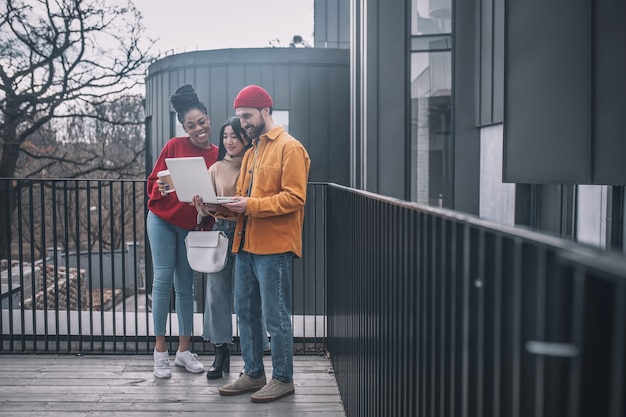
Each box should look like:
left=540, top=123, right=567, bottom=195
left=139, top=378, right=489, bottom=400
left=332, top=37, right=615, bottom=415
left=146, top=84, right=218, bottom=378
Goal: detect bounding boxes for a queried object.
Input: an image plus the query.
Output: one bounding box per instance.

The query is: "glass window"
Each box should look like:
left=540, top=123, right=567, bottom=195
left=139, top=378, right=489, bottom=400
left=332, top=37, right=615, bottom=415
left=412, top=0, right=452, bottom=36
left=175, top=119, right=185, bottom=137
left=170, top=111, right=184, bottom=138
left=272, top=110, right=289, bottom=133
left=410, top=51, right=451, bottom=206
left=411, top=36, right=452, bottom=51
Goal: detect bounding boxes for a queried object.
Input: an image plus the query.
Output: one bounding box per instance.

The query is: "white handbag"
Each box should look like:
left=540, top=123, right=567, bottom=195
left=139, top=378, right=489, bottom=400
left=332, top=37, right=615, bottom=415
left=185, top=230, right=229, bottom=273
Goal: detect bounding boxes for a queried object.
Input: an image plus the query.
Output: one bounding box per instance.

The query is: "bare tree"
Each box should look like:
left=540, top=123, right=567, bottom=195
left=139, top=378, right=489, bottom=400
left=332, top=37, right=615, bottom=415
left=14, top=96, right=146, bottom=259
left=25, top=96, right=146, bottom=179
left=0, top=0, right=154, bottom=258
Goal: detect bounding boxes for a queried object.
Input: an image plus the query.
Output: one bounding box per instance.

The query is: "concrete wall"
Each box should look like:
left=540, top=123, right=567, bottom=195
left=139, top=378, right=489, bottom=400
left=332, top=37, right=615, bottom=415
left=479, top=124, right=515, bottom=225
left=577, top=186, right=609, bottom=249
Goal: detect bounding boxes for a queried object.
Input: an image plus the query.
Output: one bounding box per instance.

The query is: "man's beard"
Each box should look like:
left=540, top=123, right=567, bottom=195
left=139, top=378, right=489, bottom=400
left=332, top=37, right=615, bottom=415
left=247, top=120, right=265, bottom=140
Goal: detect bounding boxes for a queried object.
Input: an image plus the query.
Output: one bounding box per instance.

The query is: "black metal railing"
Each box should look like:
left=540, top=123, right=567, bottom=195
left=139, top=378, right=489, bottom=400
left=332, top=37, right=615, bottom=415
left=0, top=179, right=326, bottom=355
left=3, top=179, right=624, bottom=415
left=325, top=184, right=626, bottom=417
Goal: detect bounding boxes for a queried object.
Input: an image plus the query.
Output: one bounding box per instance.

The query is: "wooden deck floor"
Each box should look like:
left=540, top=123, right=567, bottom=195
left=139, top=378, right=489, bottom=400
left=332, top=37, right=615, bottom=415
left=0, top=354, right=346, bottom=417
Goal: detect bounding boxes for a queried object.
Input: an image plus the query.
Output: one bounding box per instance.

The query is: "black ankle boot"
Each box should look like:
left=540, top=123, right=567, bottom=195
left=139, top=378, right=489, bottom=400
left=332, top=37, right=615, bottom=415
left=206, top=344, right=230, bottom=380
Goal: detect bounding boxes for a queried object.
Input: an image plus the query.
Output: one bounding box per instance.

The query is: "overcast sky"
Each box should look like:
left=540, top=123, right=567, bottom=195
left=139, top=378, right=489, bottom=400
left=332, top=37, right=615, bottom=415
left=132, top=0, right=315, bottom=55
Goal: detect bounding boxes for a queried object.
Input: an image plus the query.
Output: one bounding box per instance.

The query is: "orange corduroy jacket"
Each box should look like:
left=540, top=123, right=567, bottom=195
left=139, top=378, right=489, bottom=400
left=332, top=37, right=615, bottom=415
left=231, top=126, right=311, bottom=258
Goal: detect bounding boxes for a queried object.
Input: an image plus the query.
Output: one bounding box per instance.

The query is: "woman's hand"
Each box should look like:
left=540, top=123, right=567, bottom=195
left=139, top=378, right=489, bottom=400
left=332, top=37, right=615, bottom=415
left=191, top=194, right=217, bottom=216
left=157, top=179, right=168, bottom=196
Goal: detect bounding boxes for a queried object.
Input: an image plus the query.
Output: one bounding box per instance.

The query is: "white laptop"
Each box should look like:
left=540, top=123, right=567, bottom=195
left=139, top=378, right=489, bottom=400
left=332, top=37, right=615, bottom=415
left=165, top=157, right=237, bottom=204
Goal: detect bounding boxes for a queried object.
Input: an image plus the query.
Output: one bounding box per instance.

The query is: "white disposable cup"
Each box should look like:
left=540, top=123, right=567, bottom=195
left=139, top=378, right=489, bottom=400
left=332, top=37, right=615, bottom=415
left=157, top=169, right=175, bottom=194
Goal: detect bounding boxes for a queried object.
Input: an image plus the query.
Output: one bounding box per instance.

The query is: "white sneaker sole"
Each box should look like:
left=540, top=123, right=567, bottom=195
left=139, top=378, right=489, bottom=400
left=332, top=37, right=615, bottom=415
left=174, top=359, right=204, bottom=373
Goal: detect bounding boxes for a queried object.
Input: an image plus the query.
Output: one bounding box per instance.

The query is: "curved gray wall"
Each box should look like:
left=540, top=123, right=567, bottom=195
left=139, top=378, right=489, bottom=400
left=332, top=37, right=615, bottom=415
left=144, top=47, right=350, bottom=185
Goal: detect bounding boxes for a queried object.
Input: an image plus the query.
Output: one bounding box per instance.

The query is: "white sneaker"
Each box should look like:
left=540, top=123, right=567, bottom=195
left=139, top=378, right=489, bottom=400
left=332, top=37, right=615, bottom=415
left=153, top=348, right=171, bottom=378
left=174, top=350, right=204, bottom=373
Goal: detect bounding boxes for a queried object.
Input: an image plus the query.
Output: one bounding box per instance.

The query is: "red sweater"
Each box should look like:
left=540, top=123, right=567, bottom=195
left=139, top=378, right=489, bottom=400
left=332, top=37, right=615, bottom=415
left=147, top=137, right=218, bottom=230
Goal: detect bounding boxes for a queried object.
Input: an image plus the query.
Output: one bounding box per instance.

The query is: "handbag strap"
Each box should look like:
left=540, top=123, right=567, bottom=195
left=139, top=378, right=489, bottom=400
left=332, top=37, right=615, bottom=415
left=195, top=211, right=217, bottom=231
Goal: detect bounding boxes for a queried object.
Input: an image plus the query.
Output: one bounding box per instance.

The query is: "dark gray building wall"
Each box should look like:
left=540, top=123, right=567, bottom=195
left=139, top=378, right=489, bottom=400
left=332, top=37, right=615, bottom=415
left=478, top=0, right=504, bottom=125
left=351, top=0, right=411, bottom=200
left=145, top=47, right=350, bottom=185
left=451, top=0, right=482, bottom=214
left=595, top=1, right=626, bottom=184
left=376, top=0, right=411, bottom=200
left=504, top=0, right=626, bottom=185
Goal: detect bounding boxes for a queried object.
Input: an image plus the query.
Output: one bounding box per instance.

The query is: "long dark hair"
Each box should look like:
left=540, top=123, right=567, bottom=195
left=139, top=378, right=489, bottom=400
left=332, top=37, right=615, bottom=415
left=217, top=116, right=252, bottom=160
left=169, top=84, right=208, bottom=124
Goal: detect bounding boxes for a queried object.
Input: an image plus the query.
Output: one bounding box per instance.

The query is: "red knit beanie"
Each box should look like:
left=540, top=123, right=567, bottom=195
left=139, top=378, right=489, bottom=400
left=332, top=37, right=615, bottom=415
left=233, top=85, right=273, bottom=109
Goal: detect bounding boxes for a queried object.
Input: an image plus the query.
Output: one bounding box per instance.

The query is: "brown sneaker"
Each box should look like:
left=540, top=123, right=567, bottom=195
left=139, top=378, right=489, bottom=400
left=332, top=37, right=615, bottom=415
left=251, top=378, right=295, bottom=403
left=219, top=373, right=267, bottom=396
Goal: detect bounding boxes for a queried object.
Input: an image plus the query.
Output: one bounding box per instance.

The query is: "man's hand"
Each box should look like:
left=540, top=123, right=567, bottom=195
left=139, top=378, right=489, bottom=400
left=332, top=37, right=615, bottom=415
left=222, top=196, right=247, bottom=214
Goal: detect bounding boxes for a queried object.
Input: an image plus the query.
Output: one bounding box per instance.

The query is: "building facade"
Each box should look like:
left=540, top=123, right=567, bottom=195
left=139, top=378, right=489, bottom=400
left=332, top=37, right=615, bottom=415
left=347, top=0, right=626, bottom=251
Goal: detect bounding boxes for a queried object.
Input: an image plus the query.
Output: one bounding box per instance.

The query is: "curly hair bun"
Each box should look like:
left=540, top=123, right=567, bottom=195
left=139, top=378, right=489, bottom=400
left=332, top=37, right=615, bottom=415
left=170, top=84, right=200, bottom=113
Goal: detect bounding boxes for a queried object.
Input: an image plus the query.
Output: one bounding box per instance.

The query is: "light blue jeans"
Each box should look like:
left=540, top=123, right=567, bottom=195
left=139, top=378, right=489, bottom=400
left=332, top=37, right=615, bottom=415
left=147, top=210, right=195, bottom=337
left=234, top=250, right=294, bottom=382
left=202, top=218, right=236, bottom=344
